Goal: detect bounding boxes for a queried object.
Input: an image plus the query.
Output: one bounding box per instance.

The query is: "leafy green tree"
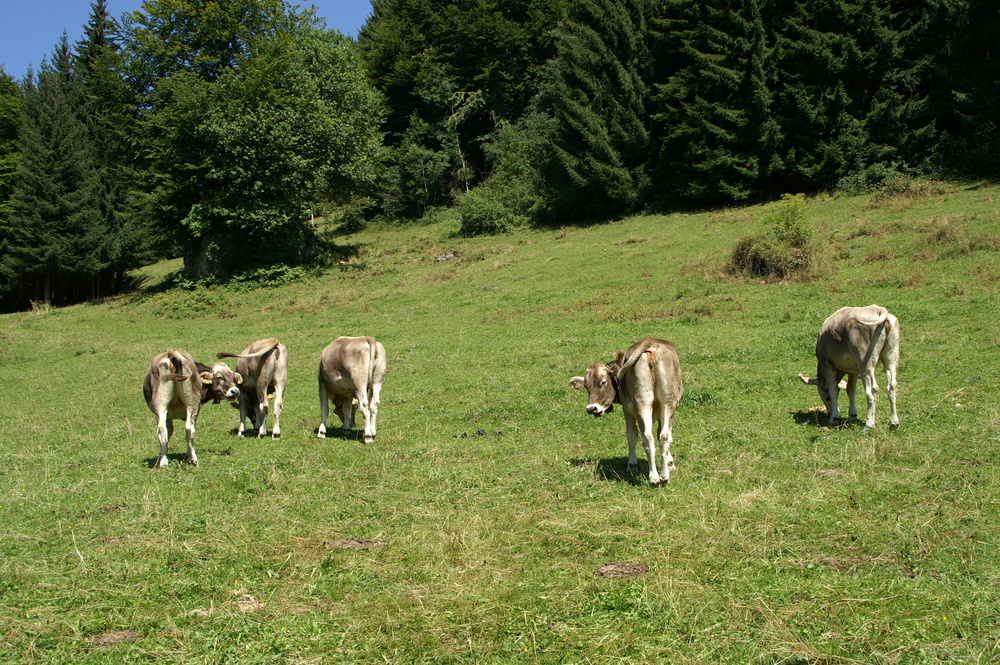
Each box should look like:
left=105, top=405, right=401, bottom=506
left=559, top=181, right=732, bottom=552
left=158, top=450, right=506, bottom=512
left=0, top=37, right=103, bottom=307
left=122, top=0, right=382, bottom=277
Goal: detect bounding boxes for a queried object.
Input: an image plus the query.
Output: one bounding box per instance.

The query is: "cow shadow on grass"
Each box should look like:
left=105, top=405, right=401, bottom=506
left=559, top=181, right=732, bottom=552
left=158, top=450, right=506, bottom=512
left=570, top=457, right=648, bottom=486
left=141, top=447, right=233, bottom=468
left=791, top=410, right=870, bottom=431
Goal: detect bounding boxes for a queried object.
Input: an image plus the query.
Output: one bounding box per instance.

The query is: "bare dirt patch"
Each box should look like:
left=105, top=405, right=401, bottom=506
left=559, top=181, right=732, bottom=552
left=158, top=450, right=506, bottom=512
left=596, top=562, right=649, bottom=578
left=90, top=630, right=139, bottom=646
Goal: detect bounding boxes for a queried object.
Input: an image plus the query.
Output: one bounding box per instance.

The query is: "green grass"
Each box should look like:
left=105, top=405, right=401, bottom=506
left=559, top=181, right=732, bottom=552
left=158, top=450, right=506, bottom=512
left=1, top=182, right=999, bottom=663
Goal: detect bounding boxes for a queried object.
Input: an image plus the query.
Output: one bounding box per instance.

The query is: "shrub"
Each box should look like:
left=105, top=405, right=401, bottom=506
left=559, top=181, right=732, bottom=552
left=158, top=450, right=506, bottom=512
left=729, top=194, right=814, bottom=279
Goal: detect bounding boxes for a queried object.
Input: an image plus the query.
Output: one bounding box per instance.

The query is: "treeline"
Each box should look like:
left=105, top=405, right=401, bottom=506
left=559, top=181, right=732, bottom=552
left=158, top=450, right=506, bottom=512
left=0, top=0, right=997, bottom=311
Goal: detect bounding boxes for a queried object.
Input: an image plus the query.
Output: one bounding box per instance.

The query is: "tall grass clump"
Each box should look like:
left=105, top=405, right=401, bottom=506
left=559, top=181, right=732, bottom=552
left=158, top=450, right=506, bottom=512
left=728, top=193, right=814, bottom=279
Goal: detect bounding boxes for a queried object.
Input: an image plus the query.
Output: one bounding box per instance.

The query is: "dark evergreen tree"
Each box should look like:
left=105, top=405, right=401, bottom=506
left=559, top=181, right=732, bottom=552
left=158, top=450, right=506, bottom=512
left=538, top=0, right=657, bottom=219
left=930, top=0, right=1000, bottom=174
left=0, top=36, right=103, bottom=308
left=651, top=0, right=777, bottom=203
left=75, top=0, right=149, bottom=296
left=0, top=68, right=20, bottom=218
left=358, top=0, right=566, bottom=219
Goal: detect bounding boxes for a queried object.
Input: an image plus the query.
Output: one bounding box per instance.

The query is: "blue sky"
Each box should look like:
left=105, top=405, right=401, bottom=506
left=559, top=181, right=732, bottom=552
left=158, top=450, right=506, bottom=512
left=0, top=1, right=374, bottom=80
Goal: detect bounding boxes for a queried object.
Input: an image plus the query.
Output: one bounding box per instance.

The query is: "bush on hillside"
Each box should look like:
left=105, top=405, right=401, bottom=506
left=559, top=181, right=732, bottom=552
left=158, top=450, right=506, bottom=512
left=729, top=194, right=814, bottom=279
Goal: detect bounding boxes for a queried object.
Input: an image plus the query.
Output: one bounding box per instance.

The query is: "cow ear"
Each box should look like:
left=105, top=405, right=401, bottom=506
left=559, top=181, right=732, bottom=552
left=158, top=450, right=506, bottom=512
left=234, top=372, right=243, bottom=385
left=569, top=376, right=586, bottom=390
left=798, top=373, right=818, bottom=386
left=200, top=371, right=213, bottom=385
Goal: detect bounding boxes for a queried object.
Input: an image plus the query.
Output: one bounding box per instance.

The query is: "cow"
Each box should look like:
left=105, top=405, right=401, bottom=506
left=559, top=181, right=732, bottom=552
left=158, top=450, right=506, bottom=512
left=216, top=338, right=288, bottom=439
left=799, top=304, right=900, bottom=428
left=143, top=350, right=242, bottom=467
left=317, top=336, right=386, bottom=444
left=570, top=337, right=683, bottom=486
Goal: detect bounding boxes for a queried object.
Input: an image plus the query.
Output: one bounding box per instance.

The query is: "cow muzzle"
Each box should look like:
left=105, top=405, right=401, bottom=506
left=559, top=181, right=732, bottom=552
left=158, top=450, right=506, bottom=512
left=225, top=387, right=240, bottom=399
left=586, top=403, right=612, bottom=417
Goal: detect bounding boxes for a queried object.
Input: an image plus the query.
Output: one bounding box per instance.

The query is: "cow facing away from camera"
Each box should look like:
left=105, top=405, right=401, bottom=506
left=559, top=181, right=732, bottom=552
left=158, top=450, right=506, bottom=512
left=317, top=336, right=386, bottom=443
left=799, top=304, right=900, bottom=428
left=570, top=337, right=683, bottom=485
left=216, top=338, right=288, bottom=439
left=143, top=350, right=242, bottom=467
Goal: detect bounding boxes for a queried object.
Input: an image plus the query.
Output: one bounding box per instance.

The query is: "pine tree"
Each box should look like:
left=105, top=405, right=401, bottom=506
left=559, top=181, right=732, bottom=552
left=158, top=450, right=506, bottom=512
left=539, top=0, right=656, bottom=219
left=75, top=0, right=148, bottom=296
left=1, top=36, right=103, bottom=308
left=0, top=68, right=20, bottom=218
left=651, top=0, right=776, bottom=204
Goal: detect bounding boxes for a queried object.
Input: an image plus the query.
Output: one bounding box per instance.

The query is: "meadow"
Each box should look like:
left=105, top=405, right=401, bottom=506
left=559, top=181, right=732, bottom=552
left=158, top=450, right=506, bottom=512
left=1, top=182, right=998, bottom=664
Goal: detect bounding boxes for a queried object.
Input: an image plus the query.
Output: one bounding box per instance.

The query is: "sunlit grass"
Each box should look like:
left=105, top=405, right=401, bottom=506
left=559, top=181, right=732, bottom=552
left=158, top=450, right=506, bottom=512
left=1, top=184, right=998, bottom=663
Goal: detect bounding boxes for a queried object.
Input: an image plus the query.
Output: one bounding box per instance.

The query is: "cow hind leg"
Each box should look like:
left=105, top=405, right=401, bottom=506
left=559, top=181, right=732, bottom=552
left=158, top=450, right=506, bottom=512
left=184, top=407, right=199, bottom=466
left=637, top=410, right=662, bottom=486
left=271, top=384, right=285, bottom=439
left=846, top=374, right=859, bottom=422
left=886, top=365, right=899, bottom=428
left=237, top=394, right=249, bottom=437
left=363, top=385, right=381, bottom=444
left=658, top=409, right=677, bottom=482
left=156, top=414, right=172, bottom=467
left=863, top=368, right=879, bottom=428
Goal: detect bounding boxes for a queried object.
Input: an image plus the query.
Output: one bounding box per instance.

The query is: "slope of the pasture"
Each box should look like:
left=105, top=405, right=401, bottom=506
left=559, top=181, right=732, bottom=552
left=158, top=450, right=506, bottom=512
left=1, top=184, right=998, bottom=663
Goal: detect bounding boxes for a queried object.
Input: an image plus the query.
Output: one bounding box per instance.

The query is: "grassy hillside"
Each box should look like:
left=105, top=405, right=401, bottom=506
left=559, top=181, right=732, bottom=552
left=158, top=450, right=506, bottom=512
left=1, top=183, right=998, bottom=664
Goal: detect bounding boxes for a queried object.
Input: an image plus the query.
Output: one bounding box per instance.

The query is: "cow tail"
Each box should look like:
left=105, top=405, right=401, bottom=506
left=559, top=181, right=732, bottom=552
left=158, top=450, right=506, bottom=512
left=851, top=306, right=890, bottom=329
left=165, top=350, right=187, bottom=381
left=368, top=337, right=379, bottom=385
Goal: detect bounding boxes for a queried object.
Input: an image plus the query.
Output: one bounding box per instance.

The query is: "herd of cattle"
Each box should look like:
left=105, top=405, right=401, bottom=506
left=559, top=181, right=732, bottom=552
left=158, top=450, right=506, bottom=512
left=143, top=305, right=900, bottom=484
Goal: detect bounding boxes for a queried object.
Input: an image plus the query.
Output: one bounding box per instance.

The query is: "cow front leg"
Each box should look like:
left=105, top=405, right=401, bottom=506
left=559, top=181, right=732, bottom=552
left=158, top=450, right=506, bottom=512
left=236, top=394, right=248, bottom=437
left=256, top=392, right=269, bottom=439
left=821, top=365, right=842, bottom=425
left=624, top=412, right=639, bottom=475
left=317, top=381, right=329, bottom=439
left=155, top=415, right=172, bottom=467
left=846, top=375, right=858, bottom=422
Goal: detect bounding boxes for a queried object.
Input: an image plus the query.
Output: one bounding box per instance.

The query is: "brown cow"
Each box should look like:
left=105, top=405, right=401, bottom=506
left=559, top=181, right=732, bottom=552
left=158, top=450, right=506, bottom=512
left=143, top=350, right=242, bottom=467
left=317, top=336, right=386, bottom=444
left=799, top=304, right=900, bottom=428
left=570, top=337, right=683, bottom=485
left=217, top=338, right=288, bottom=439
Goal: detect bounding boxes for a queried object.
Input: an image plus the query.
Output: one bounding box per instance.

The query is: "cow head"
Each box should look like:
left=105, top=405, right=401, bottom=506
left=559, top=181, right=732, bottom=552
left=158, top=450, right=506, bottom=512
left=569, top=353, right=624, bottom=417
left=200, top=362, right=243, bottom=403
left=799, top=372, right=848, bottom=415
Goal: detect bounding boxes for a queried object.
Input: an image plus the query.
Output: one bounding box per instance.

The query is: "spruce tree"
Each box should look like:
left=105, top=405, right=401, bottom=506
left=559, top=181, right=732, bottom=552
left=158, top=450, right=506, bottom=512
left=1, top=36, right=103, bottom=308
left=539, top=0, right=656, bottom=219
left=651, top=0, right=776, bottom=204
left=76, top=0, right=148, bottom=295
left=0, top=68, right=20, bottom=217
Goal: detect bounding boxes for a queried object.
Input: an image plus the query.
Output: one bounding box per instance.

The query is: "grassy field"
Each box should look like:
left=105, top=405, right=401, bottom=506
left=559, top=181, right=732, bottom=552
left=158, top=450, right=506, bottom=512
left=1, top=182, right=998, bottom=664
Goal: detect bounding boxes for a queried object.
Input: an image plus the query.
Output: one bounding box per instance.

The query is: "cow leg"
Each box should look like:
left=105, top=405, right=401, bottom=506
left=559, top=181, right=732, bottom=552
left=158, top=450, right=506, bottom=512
left=636, top=409, right=662, bottom=486
left=184, top=406, right=199, bottom=466
left=885, top=364, right=899, bottom=428
left=862, top=368, right=879, bottom=428
left=353, top=388, right=372, bottom=442
left=658, top=408, right=677, bottom=481
left=318, top=380, right=329, bottom=439
left=363, top=385, right=381, bottom=444
left=845, top=374, right=859, bottom=421
left=156, top=414, right=171, bottom=468
left=624, top=412, right=639, bottom=475
left=821, top=364, right=842, bottom=425
left=256, top=388, right=269, bottom=439
left=271, top=383, right=284, bottom=439
left=236, top=394, right=248, bottom=437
